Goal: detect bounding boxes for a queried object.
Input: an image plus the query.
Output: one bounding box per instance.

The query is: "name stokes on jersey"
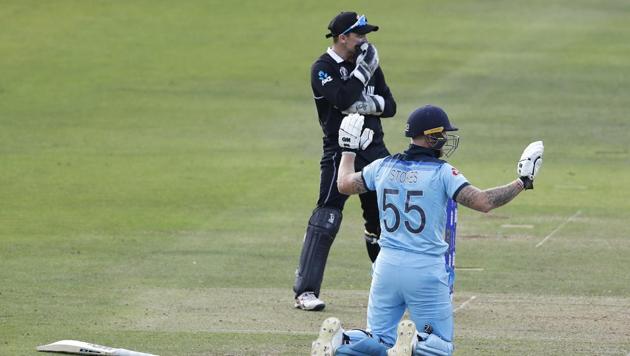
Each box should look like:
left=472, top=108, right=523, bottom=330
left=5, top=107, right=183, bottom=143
left=387, top=168, right=418, bottom=184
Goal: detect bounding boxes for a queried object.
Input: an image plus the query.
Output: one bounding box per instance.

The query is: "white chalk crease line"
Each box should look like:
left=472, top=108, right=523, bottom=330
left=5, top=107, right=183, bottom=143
left=454, top=295, right=477, bottom=313
left=535, top=210, right=582, bottom=248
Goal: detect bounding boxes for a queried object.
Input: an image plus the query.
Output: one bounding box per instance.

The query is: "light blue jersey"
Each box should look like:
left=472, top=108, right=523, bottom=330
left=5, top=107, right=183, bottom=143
left=362, top=145, right=470, bottom=345
left=362, top=146, right=469, bottom=257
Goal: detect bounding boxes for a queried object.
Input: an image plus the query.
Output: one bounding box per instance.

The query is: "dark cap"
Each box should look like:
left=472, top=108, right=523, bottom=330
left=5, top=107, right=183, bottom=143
left=405, top=105, right=458, bottom=138
left=325, top=12, right=379, bottom=38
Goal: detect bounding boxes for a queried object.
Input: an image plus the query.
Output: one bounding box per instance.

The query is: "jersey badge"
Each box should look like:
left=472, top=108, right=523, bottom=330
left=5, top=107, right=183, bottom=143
left=318, top=70, right=333, bottom=85
left=339, top=67, right=349, bottom=80
left=452, top=167, right=460, bottom=176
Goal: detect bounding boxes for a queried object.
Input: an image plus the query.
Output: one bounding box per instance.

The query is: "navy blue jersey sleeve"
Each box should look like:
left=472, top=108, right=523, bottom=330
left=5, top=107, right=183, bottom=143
left=311, top=60, right=365, bottom=111
left=372, top=67, right=396, bottom=118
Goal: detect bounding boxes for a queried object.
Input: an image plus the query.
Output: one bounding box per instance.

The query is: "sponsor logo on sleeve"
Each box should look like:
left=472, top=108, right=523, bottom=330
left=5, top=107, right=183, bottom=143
left=318, top=70, right=333, bottom=85
left=452, top=167, right=460, bottom=176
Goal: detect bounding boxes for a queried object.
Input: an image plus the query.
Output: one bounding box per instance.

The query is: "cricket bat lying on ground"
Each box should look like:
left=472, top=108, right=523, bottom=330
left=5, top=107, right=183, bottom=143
left=37, top=340, right=158, bottom=356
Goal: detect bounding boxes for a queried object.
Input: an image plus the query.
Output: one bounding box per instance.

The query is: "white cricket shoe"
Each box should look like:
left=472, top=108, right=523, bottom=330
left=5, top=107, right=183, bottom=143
left=295, top=292, right=326, bottom=311
left=311, top=317, right=344, bottom=356
left=387, top=319, right=418, bottom=356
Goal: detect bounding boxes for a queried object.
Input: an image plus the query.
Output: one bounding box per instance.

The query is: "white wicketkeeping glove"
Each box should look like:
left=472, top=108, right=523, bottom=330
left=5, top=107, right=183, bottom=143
left=352, top=42, right=379, bottom=86
left=342, top=93, right=385, bottom=115
left=517, top=140, right=544, bottom=189
left=339, top=113, right=374, bottom=151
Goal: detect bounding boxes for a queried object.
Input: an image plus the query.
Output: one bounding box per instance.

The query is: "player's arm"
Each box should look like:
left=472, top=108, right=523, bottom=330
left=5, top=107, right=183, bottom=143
left=336, top=114, right=374, bottom=195
left=312, top=61, right=364, bottom=110
left=455, top=141, right=544, bottom=213
left=337, top=153, right=368, bottom=195
left=455, top=181, right=523, bottom=213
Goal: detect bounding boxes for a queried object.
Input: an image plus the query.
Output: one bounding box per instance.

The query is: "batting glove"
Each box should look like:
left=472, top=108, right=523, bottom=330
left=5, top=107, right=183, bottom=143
left=359, top=125, right=374, bottom=150
left=517, top=140, right=544, bottom=189
left=339, top=113, right=374, bottom=152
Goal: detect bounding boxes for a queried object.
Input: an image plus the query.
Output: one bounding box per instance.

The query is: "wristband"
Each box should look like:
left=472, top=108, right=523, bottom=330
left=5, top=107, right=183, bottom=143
left=519, top=176, right=534, bottom=190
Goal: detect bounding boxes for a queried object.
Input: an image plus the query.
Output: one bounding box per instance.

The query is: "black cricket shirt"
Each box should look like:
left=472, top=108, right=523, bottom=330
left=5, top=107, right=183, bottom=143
left=310, top=47, right=397, bottom=152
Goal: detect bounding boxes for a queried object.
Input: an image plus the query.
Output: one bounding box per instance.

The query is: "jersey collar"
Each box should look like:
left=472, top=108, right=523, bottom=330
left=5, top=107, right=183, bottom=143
left=326, top=47, right=345, bottom=64
left=403, top=144, right=442, bottom=160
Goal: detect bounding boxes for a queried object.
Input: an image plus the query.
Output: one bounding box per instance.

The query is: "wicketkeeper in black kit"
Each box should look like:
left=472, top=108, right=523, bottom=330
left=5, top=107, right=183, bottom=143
left=294, top=11, right=397, bottom=311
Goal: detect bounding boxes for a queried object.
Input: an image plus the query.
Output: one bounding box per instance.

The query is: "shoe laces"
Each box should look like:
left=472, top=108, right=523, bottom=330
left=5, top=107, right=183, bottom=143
left=300, top=292, right=318, bottom=302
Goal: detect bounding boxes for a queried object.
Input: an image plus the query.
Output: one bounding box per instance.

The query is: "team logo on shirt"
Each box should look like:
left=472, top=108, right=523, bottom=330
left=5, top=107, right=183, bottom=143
left=452, top=167, right=460, bottom=176
left=339, top=67, right=349, bottom=80
left=318, top=70, right=333, bottom=85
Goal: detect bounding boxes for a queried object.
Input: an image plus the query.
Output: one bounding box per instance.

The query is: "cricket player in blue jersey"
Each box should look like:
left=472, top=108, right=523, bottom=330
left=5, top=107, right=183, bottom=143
left=311, top=105, right=544, bottom=356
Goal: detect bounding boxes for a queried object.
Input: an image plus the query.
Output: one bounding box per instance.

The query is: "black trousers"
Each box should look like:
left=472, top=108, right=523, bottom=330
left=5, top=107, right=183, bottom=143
left=293, top=144, right=390, bottom=298
left=317, top=145, right=390, bottom=233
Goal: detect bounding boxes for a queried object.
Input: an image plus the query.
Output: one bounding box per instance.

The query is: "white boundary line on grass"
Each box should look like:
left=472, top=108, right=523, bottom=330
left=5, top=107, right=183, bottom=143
left=535, top=210, right=582, bottom=248
left=456, top=267, right=484, bottom=271
left=453, top=295, right=477, bottom=313
left=205, top=328, right=316, bottom=335
left=203, top=296, right=480, bottom=334
left=205, top=295, right=480, bottom=334
left=501, top=224, right=534, bottom=229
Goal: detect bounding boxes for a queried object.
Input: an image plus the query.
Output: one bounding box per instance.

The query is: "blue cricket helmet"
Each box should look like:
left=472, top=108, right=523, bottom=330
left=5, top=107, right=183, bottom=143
left=405, top=105, right=458, bottom=138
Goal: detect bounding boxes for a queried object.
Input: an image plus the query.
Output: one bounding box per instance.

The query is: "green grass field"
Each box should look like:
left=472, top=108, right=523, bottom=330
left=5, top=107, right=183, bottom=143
left=2, top=1, right=629, bottom=355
